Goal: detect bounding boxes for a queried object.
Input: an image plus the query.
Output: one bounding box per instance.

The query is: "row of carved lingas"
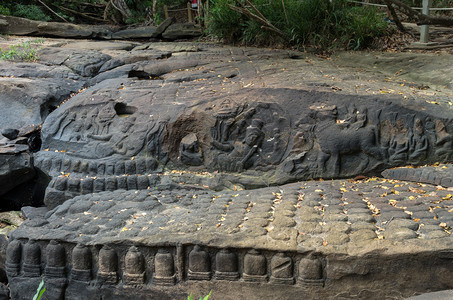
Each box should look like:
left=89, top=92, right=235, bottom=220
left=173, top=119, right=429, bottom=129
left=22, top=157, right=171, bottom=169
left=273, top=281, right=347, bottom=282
left=6, top=241, right=324, bottom=286
left=35, top=156, right=158, bottom=177
left=51, top=174, right=160, bottom=194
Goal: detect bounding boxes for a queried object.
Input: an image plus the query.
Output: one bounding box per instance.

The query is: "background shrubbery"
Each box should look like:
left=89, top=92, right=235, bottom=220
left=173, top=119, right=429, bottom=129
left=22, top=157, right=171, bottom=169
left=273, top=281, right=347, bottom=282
left=0, top=0, right=394, bottom=50
left=207, top=0, right=389, bottom=50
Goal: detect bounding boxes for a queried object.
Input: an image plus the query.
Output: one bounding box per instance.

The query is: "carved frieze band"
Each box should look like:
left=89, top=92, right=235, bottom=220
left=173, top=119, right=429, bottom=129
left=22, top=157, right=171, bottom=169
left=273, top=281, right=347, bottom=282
left=6, top=240, right=325, bottom=287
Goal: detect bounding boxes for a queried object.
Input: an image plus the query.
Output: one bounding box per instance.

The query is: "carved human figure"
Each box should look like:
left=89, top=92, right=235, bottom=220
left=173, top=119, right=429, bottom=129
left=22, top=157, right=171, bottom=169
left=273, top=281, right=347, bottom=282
left=227, top=118, right=264, bottom=171
left=84, top=117, right=147, bottom=158
left=408, top=118, right=428, bottom=164
left=48, top=110, right=69, bottom=137
left=57, top=111, right=76, bottom=139
left=211, top=99, right=242, bottom=146
left=388, top=119, right=409, bottom=164
left=435, top=120, right=453, bottom=161
left=211, top=100, right=255, bottom=152
left=85, top=107, right=100, bottom=135
left=96, top=102, right=117, bottom=135
left=69, top=111, right=87, bottom=142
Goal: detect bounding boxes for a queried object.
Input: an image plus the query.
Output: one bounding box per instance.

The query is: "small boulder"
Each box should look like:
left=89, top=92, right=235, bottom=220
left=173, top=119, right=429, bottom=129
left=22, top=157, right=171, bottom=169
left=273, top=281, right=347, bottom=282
left=1, top=128, right=19, bottom=140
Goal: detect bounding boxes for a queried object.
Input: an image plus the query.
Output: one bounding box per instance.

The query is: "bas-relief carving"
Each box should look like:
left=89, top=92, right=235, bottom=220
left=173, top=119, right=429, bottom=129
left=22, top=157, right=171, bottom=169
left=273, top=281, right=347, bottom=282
left=45, top=100, right=157, bottom=160
left=6, top=240, right=325, bottom=291
left=209, top=100, right=290, bottom=172
left=435, top=119, right=453, bottom=161
left=313, top=106, right=383, bottom=176
left=39, top=96, right=453, bottom=182
left=282, top=103, right=453, bottom=179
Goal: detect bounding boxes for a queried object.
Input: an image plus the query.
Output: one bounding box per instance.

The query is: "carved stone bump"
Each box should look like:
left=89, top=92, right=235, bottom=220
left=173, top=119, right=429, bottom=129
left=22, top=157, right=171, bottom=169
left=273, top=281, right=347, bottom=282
left=243, top=249, right=267, bottom=282
left=270, top=253, right=294, bottom=285
left=71, top=244, right=92, bottom=282
left=154, top=249, right=176, bottom=286
left=45, top=240, right=66, bottom=278
left=97, top=245, right=118, bottom=284
left=124, top=246, right=145, bottom=285
left=215, top=249, right=239, bottom=280
left=6, top=239, right=22, bottom=277
left=298, top=257, right=324, bottom=286
left=188, top=245, right=211, bottom=280
left=23, top=240, right=41, bottom=277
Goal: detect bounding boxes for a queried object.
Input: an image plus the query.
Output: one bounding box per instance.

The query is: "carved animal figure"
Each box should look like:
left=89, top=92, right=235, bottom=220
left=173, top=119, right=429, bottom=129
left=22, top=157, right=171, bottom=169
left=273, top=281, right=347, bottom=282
left=314, top=109, right=383, bottom=176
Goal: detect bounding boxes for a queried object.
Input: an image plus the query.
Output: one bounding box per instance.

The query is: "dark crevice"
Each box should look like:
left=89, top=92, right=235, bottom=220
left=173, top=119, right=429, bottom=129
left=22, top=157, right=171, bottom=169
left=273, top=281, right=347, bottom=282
left=128, top=70, right=164, bottom=80
left=114, top=102, right=137, bottom=117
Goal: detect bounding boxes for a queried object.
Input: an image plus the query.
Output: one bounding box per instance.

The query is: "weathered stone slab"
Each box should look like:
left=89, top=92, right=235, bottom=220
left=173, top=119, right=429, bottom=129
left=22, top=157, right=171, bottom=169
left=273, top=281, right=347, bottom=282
left=0, top=15, right=113, bottom=39
left=60, top=40, right=138, bottom=51
left=0, top=76, right=82, bottom=130
left=36, top=70, right=453, bottom=202
left=0, top=153, right=34, bottom=196
left=383, top=164, right=453, bottom=187
left=1, top=38, right=453, bottom=299
left=112, top=26, right=157, bottom=39
left=162, top=23, right=202, bottom=40
left=8, top=178, right=453, bottom=299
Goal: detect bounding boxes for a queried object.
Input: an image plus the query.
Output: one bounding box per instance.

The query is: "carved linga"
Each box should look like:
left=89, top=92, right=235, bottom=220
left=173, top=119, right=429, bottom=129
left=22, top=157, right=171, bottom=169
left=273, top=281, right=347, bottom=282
left=6, top=241, right=325, bottom=288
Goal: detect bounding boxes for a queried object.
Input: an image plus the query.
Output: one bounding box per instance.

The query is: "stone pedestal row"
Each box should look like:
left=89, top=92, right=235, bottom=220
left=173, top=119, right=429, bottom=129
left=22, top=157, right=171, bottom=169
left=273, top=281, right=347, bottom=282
left=49, top=174, right=161, bottom=194
left=35, top=155, right=158, bottom=177
left=6, top=240, right=325, bottom=287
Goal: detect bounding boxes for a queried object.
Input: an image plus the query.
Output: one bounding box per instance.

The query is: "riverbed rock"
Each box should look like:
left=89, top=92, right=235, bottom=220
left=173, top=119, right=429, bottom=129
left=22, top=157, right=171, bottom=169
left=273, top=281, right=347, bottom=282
left=1, top=37, right=453, bottom=299
left=0, top=15, right=113, bottom=39
left=8, top=178, right=453, bottom=299
left=0, top=153, right=34, bottom=196
left=112, top=26, right=157, bottom=39
left=162, top=23, right=202, bottom=40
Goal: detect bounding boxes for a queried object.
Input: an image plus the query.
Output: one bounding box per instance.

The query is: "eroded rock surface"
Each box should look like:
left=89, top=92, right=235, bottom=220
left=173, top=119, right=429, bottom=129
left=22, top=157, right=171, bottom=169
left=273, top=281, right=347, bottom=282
left=1, top=37, right=453, bottom=299
left=8, top=178, right=453, bottom=299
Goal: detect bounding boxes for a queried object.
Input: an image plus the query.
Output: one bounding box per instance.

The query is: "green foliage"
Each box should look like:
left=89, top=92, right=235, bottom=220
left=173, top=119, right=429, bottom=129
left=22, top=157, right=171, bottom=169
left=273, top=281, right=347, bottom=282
left=13, top=4, right=51, bottom=21
left=207, top=0, right=244, bottom=43
left=0, top=40, right=43, bottom=62
left=187, top=290, right=212, bottom=300
left=32, top=278, right=46, bottom=300
left=0, top=5, right=11, bottom=16
left=207, top=0, right=389, bottom=50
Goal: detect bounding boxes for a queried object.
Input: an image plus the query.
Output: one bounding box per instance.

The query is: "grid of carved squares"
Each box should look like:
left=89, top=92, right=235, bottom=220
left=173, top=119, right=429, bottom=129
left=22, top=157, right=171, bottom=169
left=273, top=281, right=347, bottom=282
left=6, top=240, right=325, bottom=286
